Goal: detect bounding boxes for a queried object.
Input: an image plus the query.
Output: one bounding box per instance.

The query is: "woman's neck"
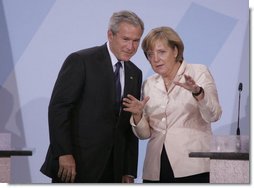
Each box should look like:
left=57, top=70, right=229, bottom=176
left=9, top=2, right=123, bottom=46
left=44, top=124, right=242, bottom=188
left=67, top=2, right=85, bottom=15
left=163, top=61, right=181, bottom=90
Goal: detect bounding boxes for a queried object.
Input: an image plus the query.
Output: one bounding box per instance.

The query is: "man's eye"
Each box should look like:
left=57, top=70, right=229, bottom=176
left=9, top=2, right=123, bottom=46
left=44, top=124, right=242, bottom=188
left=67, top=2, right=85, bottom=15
left=122, top=38, right=129, bottom=41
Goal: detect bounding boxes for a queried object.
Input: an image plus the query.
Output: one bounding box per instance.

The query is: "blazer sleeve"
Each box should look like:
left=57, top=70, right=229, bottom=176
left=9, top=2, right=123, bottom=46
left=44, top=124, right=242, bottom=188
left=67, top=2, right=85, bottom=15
left=48, top=53, right=85, bottom=158
left=130, top=115, right=151, bottom=139
left=196, top=65, right=222, bottom=123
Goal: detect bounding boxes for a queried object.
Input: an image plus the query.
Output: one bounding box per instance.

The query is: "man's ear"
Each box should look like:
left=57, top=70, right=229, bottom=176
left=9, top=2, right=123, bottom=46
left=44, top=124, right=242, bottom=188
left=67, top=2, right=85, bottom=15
left=107, top=30, right=113, bottom=41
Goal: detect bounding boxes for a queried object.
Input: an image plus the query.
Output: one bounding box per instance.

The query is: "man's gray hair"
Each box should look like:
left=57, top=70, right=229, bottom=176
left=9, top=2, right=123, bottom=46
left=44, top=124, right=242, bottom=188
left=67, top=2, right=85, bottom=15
left=108, top=10, right=144, bottom=35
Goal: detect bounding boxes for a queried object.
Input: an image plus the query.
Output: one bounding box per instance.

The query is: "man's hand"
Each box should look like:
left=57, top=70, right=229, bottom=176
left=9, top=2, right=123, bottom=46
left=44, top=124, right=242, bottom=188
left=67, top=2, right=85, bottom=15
left=122, top=175, right=134, bottom=183
left=58, top=154, right=76, bottom=183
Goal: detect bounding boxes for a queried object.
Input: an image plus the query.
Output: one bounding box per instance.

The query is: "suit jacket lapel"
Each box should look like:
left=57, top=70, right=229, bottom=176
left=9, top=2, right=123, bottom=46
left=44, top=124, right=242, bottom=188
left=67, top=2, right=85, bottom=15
left=98, top=44, right=114, bottom=76
left=95, top=44, right=116, bottom=102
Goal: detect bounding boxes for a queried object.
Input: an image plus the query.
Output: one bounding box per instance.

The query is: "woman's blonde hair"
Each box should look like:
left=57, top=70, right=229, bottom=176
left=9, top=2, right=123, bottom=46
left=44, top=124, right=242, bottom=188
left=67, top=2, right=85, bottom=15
left=142, top=26, right=184, bottom=62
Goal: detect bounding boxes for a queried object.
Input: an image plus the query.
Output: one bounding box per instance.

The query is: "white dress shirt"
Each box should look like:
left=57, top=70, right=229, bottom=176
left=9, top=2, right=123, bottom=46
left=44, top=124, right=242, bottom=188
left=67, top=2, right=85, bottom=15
left=131, top=61, right=222, bottom=180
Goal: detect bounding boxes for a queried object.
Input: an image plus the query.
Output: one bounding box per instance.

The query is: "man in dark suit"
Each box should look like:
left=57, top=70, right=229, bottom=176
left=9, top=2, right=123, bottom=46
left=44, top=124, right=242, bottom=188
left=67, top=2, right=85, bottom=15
left=40, top=10, right=144, bottom=183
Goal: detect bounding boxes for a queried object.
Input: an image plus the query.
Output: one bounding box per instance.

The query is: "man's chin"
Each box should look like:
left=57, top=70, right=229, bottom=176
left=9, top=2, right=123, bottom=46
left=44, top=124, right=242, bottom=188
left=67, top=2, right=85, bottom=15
left=120, top=54, right=135, bottom=61
left=121, top=57, right=132, bottom=62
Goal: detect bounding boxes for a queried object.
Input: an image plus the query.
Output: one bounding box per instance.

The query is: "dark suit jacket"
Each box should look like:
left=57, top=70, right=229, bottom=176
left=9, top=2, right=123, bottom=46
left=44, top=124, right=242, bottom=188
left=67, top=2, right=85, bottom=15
left=40, top=43, right=142, bottom=182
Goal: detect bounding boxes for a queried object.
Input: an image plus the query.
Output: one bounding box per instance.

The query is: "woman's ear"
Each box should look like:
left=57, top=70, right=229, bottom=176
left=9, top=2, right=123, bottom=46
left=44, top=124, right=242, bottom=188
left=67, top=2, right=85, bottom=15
left=174, top=46, right=178, bottom=58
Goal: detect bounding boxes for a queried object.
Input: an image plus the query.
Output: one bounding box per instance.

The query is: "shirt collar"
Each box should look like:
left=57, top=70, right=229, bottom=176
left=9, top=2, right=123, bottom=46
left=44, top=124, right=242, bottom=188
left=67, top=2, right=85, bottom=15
left=106, top=42, right=123, bottom=67
left=177, top=61, right=186, bottom=76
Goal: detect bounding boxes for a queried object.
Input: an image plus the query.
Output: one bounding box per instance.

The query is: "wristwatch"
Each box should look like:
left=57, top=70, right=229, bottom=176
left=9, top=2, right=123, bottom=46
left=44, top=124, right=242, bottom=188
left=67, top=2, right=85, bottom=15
left=192, top=86, right=204, bottom=97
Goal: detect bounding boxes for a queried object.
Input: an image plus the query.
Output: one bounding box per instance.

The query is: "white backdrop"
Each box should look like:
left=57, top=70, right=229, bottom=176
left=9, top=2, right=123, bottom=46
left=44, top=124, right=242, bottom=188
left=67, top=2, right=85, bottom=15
left=0, top=0, right=249, bottom=183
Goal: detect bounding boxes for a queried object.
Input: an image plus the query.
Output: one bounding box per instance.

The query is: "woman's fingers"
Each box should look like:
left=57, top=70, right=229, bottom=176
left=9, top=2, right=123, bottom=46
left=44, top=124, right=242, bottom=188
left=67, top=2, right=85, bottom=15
left=122, top=95, right=149, bottom=114
left=142, top=96, right=150, bottom=106
left=175, top=74, right=199, bottom=92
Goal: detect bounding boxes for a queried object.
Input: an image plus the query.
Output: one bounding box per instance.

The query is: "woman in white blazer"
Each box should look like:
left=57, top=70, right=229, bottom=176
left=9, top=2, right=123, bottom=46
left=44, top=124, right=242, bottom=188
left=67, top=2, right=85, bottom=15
left=122, top=26, right=222, bottom=183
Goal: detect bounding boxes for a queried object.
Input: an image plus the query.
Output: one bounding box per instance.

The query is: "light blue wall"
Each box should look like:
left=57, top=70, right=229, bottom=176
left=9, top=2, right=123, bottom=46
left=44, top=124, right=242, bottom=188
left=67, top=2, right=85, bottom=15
left=0, top=0, right=249, bottom=183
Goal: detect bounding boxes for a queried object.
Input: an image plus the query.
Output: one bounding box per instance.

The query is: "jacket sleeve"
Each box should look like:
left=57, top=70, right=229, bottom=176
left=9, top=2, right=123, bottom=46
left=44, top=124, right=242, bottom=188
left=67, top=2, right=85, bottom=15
left=196, top=65, right=222, bottom=123
left=48, top=53, right=85, bottom=158
left=130, top=80, right=151, bottom=140
left=131, top=115, right=151, bottom=139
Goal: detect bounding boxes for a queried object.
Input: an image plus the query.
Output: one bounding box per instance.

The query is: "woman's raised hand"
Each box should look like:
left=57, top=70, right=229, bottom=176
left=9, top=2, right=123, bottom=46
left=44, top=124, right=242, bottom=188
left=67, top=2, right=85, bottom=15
left=122, top=94, right=150, bottom=124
